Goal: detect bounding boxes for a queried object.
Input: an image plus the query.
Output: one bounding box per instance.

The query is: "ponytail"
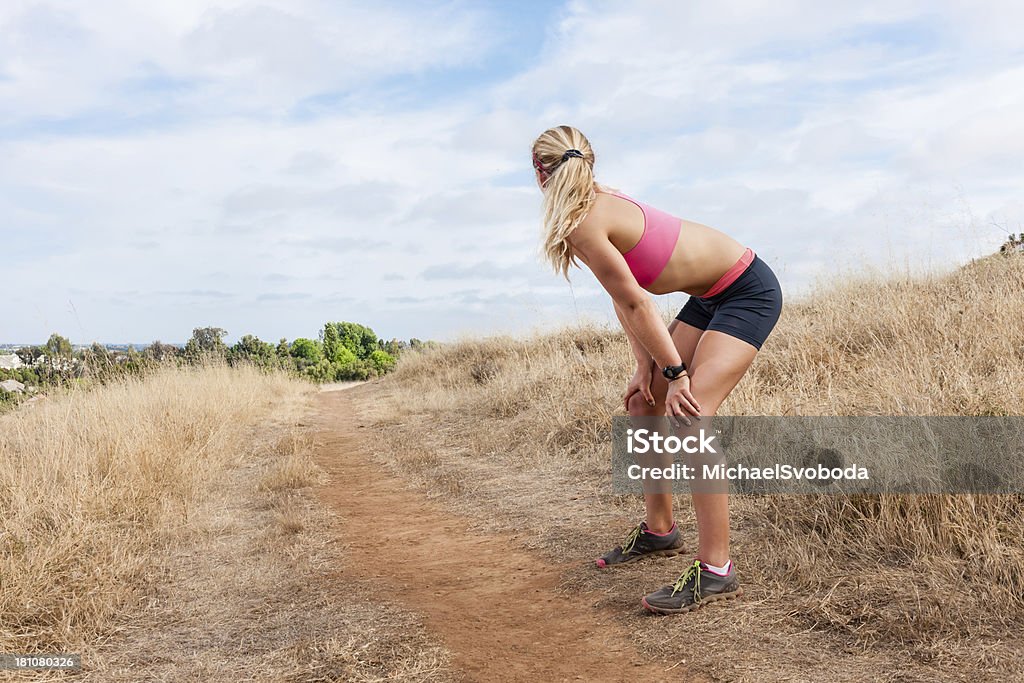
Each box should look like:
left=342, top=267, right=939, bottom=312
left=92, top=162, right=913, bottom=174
left=532, top=125, right=602, bottom=280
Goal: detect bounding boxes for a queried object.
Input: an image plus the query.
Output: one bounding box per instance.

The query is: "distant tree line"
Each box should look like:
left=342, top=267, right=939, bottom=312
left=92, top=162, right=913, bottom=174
left=0, top=322, right=432, bottom=410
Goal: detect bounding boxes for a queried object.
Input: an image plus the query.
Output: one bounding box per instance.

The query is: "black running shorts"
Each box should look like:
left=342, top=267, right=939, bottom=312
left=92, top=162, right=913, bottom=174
left=675, top=255, right=783, bottom=350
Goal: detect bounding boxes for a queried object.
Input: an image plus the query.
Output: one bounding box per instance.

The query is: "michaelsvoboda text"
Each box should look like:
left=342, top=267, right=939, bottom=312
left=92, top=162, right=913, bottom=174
left=624, top=428, right=870, bottom=482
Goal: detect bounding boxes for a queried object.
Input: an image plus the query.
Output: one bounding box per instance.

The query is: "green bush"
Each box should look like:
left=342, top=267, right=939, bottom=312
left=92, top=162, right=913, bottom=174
left=229, top=335, right=278, bottom=367
left=334, top=345, right=358, bottom=366
left=303, top=359, right=335, bottom=382
left=335, top=359, right=372, bottom=381
left=369, top=349, right=396, bottom=374
left=290, top=338, right=323, bottom=366
left=2, top=320, right=419, bottom=404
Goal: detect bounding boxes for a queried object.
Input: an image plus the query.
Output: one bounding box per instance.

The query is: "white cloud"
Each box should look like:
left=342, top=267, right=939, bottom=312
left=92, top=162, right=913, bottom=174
left=0, top=1, right=490, bottom=122
left=3, top=0, right=1023, bottom=344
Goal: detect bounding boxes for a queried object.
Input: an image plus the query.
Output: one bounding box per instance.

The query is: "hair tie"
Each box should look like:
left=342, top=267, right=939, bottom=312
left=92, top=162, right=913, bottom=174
left=562, top=149, right=584, bottom=161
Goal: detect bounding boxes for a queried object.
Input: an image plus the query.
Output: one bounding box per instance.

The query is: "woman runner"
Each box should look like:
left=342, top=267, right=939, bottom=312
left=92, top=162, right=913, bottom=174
left=531, top=124, right=783, bottom=614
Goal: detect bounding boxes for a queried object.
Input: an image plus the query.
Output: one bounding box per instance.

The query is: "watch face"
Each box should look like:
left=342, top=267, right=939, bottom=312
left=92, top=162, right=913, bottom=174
left=664, top=365, right=685, bottom=379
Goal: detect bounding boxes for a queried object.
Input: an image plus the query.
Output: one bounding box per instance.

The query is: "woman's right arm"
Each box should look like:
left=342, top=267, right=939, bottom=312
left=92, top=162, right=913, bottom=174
left=567, top=220, right=700, bottom=420
left=569, top=233, right=681, bottom=370
left=614, top=300, right=651, bottom=365
left=614, top=300, right=656, bottom=408
left=615, top=300, right=679, bottom=364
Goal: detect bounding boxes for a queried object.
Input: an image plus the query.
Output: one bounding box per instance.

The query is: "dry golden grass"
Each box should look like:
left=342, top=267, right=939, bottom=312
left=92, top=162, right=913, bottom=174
left=0, top=362, right=298, bottom=653
left=371, top=252, right=1024, bottom=680
left=0, top=362, right=454, bottom=681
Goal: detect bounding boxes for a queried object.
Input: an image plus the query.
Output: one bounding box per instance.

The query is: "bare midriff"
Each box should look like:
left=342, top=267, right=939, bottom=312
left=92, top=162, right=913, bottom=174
left=645, top=219, right=748, bottom=296
left=595, top=189, right=747, bottom=297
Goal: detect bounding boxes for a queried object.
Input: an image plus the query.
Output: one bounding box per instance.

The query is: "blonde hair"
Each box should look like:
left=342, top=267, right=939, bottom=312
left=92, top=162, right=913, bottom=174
left=531, top=125, right=615, bottom=279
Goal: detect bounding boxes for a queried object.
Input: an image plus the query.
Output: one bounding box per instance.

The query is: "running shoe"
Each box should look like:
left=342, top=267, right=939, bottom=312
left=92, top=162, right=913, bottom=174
left=641, top=559, right=743, bottom=614
left=595, top=521, right=683, bottom=568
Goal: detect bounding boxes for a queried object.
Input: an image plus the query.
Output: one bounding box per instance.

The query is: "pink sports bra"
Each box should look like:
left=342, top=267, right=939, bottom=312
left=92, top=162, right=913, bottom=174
left=605, top=191, right=682, bottom=288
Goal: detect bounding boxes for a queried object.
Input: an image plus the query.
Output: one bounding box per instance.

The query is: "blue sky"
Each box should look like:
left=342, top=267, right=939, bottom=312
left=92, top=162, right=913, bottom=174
left=2, top=0, right=1023, bottom=345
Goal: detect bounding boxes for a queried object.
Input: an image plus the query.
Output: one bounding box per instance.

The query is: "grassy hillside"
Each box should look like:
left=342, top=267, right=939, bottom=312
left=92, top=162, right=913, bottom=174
left=0, top=364, right=310, bottom=651
left=0, top=365, right=453, bottom=681
left=372, top=252, right=1024, bottom=679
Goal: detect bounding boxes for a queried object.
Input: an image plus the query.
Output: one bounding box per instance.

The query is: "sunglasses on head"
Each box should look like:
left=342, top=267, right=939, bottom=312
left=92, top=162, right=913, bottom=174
left=532, top=152, right=546, bottom=173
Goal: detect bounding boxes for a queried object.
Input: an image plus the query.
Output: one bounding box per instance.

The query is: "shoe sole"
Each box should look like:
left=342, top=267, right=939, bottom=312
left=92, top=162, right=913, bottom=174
left=595, top=546, right=685, bottom=569
left=640, top=586, right=744, bottom=614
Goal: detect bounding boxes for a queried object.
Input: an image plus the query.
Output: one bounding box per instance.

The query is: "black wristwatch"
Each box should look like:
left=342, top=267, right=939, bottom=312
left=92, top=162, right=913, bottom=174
left=662, top=363, right=688, bottom=381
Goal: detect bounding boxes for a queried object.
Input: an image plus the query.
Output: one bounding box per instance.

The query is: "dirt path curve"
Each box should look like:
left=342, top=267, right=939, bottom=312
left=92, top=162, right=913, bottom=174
left=309, top=384, right=695, bottom=683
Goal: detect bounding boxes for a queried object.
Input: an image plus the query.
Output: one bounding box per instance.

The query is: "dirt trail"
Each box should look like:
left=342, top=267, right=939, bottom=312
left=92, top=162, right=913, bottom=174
left=310, top=384, right=694, bottom=683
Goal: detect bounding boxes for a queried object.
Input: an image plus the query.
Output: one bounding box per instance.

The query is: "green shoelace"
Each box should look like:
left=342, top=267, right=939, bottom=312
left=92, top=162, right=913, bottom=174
left=620, top=523, right=645, bottom=554
left=671, top=559, right=704, bottom=598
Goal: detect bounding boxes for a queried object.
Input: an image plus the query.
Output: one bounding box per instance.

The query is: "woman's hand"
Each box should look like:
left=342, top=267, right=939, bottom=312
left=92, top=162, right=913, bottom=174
left=623, top=359, right=656, bottom=411
left=665, top=374, right=702, bottom=426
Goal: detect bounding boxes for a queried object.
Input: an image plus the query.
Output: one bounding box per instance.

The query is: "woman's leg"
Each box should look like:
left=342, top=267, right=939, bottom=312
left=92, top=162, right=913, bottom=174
left=626, top=321, right=705, bottom=533
left=684, top=330, right=759, bottom=566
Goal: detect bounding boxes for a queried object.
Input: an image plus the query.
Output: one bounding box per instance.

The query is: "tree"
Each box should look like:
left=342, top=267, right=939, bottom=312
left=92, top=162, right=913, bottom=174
left=230, top=334, right=275, bottom=365
left=84, top=342, right=113, bottom=369
left=37, top=333, right=76, bottom=380
left=145, top=341, right=180, bottom=362
left=276, top=337, right=290, bottom=359
left=122, top=345, right=147, bottom=376
left=334, top=345, right=358, bottom=366
left=184, top=327, right=227, bottom=361
left=321, top=324, right=343, bottom=363
left=333, top=322, right=378, bottom=359
left=369, top=349, right=396, bottom=374
left=16, top=346, right=43, bottom=366
left=45, top=333, right=72, bottom=359
left=289, top=338, right=322, bottom=365
left=380, top=338, right=406, bottom=356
